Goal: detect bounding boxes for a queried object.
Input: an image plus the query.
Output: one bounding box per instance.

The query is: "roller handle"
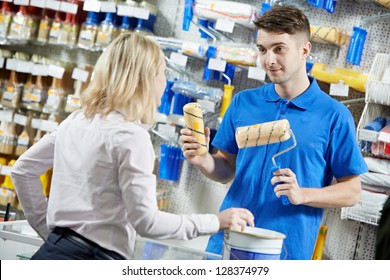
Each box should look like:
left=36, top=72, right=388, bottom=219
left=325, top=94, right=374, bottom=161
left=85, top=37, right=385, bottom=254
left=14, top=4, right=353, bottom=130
left=271, top=163, right=290, bottom=206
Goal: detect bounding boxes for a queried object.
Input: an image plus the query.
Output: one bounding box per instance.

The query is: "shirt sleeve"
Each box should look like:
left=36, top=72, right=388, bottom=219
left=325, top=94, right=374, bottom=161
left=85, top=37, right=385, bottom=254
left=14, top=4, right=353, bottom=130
left=11, top=131, right=56, bottom=240
left=327, top=111, right=368, bottom=178
left=115, top=129, right=219, bottom=239
left=212, top=94, right=239, bottom=154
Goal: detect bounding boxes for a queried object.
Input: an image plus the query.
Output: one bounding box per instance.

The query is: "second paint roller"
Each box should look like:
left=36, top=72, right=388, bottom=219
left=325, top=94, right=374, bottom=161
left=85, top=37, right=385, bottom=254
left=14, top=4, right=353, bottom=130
left=183, top=102, right=208, bottom=155
left=235, top=119, right=297, bottom=205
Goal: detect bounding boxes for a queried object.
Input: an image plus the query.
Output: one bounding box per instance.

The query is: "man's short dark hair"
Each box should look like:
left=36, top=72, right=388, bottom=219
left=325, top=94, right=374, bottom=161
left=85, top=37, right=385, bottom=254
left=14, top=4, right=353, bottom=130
left=254, top=6, right=311, bottom=40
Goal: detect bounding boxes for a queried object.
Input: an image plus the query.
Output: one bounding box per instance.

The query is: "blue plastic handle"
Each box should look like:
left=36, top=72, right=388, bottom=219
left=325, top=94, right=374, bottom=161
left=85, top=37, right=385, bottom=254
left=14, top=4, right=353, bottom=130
left=346, top=26, right=367, bottom=66
left=271, top=163, right=290, bottom=206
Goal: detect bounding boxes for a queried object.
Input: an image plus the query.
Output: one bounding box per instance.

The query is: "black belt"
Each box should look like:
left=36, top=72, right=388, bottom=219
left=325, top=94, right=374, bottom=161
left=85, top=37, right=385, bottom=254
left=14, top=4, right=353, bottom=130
left=53, top=227, right=125, bottom=260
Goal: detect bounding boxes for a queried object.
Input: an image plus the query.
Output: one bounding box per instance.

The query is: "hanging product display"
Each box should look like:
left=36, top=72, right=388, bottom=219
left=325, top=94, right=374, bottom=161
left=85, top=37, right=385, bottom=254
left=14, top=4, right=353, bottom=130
left=65, top=79, right=82, bottom=113
left=1, top=70, right=22, bottom=109
left=36, top=9, right=53, bottom=44
left=310, top=25, right=348, bottom=46
left=311, top=62, right=368, bottom=92
left=0, top=2, right=12, bottom=44
left=95, top=13, right=117, bottom=50
left=77, top=11, right=99, bottom=50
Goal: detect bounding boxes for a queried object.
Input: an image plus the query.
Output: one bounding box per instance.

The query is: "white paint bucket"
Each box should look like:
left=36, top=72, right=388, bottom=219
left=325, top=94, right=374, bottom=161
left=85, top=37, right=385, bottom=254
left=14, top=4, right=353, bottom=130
left=223, top=227, right=286, bottom=260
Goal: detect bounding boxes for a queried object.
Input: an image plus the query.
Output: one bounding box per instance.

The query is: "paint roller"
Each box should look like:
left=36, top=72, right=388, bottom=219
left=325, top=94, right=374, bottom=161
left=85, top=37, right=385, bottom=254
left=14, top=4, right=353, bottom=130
left=183, top=102, right=208, bottom=155
left=235, top=119, right=297, bottom=205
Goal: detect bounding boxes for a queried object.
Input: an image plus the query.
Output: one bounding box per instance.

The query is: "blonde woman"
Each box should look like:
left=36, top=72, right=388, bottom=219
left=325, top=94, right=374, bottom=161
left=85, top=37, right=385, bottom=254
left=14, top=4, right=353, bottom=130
left=11, top=33, right=254, bottom=260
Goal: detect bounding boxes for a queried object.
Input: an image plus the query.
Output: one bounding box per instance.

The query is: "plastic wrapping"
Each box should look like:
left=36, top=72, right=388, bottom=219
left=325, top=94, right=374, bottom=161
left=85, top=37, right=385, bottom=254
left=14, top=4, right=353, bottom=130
left=193, top=0, right=258, bottom=29
left=171, top=80, right=223, bottom=104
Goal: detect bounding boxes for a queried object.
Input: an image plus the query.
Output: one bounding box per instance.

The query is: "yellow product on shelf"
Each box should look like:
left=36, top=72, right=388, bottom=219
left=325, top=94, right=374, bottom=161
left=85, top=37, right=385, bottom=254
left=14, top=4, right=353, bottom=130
left=1, top=159, right=15, bottom=190
left=220, top=84, right=234, bottom=118
left=312, top=224, right=328, bottom=260
left=311, top=63, right=368, bottom=92
left=40, top=168, right=52, bottom=197
left=0, top=157, right=7, bottom=185
left=310, top=26, right=348, bottom=46
left=372, top=0, right=390, bottom=9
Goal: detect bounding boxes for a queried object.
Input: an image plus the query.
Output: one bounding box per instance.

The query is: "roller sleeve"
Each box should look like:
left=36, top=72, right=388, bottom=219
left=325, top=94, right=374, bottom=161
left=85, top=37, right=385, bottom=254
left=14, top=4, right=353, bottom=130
left=235, top=119, right=291, bottom=148
left=183, top=102, right=208, bottom=155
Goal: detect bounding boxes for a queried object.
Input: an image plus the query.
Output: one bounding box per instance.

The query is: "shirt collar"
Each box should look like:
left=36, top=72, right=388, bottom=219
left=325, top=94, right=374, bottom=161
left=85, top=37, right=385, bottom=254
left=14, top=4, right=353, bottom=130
left=265, top=76, right=320, bottom=110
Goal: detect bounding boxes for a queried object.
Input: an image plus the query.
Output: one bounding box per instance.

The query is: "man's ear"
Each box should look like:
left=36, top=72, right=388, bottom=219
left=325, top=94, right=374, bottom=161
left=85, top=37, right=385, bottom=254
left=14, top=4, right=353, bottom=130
left=302, top=41, right=311, bottom=58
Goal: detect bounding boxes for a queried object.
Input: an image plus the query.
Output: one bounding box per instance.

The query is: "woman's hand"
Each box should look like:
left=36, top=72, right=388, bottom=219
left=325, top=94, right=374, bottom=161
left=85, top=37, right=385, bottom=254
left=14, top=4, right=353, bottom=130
left=216, top=208, right=255, bottom=231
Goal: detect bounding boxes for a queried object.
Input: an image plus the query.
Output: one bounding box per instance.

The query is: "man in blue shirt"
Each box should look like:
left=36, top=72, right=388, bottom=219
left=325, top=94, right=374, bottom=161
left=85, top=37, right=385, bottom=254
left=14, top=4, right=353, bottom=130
left=179, top=5, right=368, bottom=259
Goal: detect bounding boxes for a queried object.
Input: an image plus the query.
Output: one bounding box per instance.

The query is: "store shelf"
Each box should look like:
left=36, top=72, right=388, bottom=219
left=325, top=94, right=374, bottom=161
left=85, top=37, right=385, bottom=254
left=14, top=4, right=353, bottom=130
left=366, top=53, right=390, bottom=106
left=0, top=42, right=101, bottom=66
left=341, top=189, right=389, bottom=226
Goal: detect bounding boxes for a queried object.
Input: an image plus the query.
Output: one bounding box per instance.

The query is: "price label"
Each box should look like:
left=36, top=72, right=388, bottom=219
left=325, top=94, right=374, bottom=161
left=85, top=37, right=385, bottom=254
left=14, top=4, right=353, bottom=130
left=16, top=61, right=34, bottom=74
left=1, top=0, right=13, bottom=3
left=46, top=0, right=61, bottom=11
left=31, top=118, right=42, bottom=129
left=83, top=0, right=101, bottom=12
left=208, top=58, right=226, bottom=72
left=330, top=82, right=349, bottom=97
left=170, top=52, right=188, bottom=68
left=32, top=64, right=49, bottom=76
left=133, top=7, right=150, bottom=20
left=359, top=129, right=378, bottom=142
left=14, top=0, right=30, bottom=5
left=60, top=2, right=78, bottom=14
left=6, top=58, right=16, bottom=71
left=72, top=68, right=90, bottom=82
left=48, top=64, right=65, bottom=79
left=40, top=120, right=59, bottom=132
left=14, top=114, right=28, bottom=126
left=157, top=123, right=176, bottom=139
left=197, top=99, right=215, bottom=113
left=378, top=131, right=390, bottom=144
left=215, top=18, right=235, bottom=33
left=117, top=5, right=150, bottom=19
left=30, top=0, right=46, bottom=8
left=248, top=66, right=266, bottom=81
left=0, top=57, right=4, bottom=68
left=100, top=1, right=117, bottom=13
left=1, top=165, right=12, bottom=176
left=0, top=110, right=13, bottom=122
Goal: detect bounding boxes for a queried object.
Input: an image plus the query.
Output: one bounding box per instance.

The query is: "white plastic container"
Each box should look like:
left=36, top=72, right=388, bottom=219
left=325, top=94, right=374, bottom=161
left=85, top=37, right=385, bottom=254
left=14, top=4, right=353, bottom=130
left=223, top=227, right=286, bottom=260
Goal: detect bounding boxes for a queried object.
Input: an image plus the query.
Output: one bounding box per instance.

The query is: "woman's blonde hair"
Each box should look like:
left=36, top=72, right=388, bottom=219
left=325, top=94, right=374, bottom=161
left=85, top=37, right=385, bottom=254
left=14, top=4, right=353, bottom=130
left=82, top=33, right=164, bottom=125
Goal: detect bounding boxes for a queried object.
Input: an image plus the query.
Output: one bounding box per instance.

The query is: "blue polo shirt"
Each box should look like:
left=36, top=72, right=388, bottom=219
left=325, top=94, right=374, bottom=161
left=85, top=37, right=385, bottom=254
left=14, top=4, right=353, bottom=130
left=207, top=77, right=368, bottom=259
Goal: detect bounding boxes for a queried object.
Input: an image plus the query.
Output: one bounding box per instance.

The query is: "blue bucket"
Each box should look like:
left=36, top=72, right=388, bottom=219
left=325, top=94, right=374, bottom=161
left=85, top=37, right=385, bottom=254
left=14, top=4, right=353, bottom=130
left=223, top=227, right=286, bottom=260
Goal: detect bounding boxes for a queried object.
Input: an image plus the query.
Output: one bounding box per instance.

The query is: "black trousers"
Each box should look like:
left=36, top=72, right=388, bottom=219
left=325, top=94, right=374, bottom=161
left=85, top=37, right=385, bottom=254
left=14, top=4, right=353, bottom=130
left=31, top=227, right=126, bottom=260
left=376, top=196, right=390, bottom=260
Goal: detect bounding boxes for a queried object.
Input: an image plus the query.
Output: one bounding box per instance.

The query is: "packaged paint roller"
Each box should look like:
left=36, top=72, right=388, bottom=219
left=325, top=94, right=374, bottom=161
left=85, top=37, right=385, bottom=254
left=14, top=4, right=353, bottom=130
left=310, top=26, right=348, bottom=47
left=14, top=112, right=33, bottom=156
left=183, top=102, right=208, bottom=155
left=311, top=62, right=368, bottom=93
left=216, top=44, right=258, bottom=66
left=0, top=2, right=12, bottom=44
left=150, top=36, right=209, bottom=59
left=192, top=0, right=258, bottom=29
left=20, top=74, right=35, bottom=109
left=372, top=0, right=390, bottom=9
left=95, top=13, right=117, bottom=50
left=235, top=119, right=297, bottom=205
left=1, top=70, right=22, bottom=109
left=171, top=80, right=223, bottom=104
left=65, top=80, right=82, bottom=113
